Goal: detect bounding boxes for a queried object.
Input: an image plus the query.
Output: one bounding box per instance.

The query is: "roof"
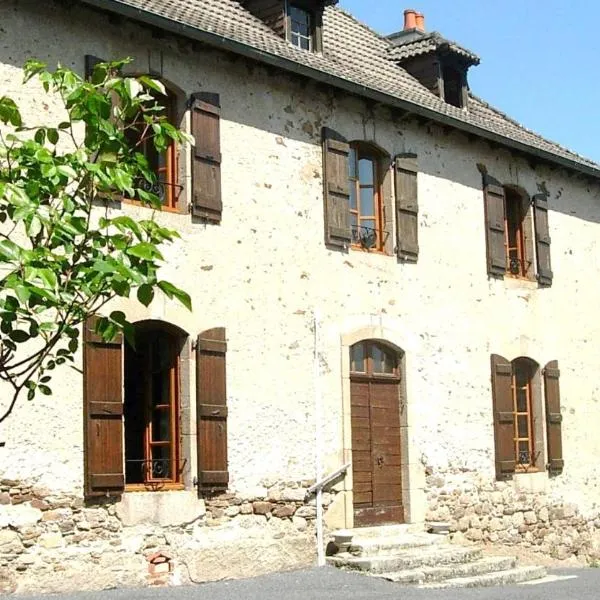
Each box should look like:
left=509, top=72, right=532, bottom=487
left=387, top=31, right=480, bottom=65
left=76, top=0, right=600, bottom=179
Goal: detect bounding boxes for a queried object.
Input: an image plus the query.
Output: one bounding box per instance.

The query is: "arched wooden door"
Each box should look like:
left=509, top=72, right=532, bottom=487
left=350, top=341, right=403, bottom=526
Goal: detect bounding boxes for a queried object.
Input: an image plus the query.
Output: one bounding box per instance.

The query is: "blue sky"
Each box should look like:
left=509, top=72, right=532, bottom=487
left=338, top=1, right=600, bottom=163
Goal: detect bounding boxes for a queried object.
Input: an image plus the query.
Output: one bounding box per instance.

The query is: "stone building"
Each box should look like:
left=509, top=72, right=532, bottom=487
left=1, top=0, right=600, bottom=593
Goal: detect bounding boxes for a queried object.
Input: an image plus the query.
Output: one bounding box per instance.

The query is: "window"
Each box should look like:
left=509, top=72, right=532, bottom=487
left=491, top=355, right=564, bottom=480
left=442, top=65, right=464, bottom=108
left=483, top=178, right=552, bottom=285
left=124, top=87, right=181, bottom=211
left=124, top=323, right=183, bottom=487
left=511, top=358, right=536, bottom=468
left=350, top=341, right=398, bottom=376
left=288, top=4, right=313, bottom=51
left=349, top=144, right=385, bottom=251
left=504, top=187, right=529, bottom=278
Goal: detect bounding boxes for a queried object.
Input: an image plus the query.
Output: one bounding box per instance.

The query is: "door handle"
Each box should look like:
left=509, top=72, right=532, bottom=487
left=377, top=456, right=384, bottom=467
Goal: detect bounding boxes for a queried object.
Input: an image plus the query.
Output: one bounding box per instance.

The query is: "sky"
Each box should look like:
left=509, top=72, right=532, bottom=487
left=338, top=0, right=600, bottom=163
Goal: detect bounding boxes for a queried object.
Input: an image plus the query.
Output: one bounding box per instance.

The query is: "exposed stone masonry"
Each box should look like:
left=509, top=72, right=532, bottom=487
left=426, top=471, right=600, bottom=564
left=0, top=478, right=335, bottom=594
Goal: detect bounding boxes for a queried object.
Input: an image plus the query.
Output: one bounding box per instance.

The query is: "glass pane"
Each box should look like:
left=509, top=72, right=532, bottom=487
left=151, top=445, right=171, bottom=479
left=290, top=5, right=310, bottom=29
left=359, top=187, right=375, bottom=216
left=348, top=148, right=357, bottom=179
left=371, top=345, right=384, bottom=373
left=351, top=343, right=366, bottom=372
left=358, top=158, right=374, bottom=185
left=517, top=415, right=529, bottom=438
left=300, top=36, right=310, bottom=51
left=152, top=407, right=171, bottom=442
left=360, top=219, right=376, bottom=233
left=518, top=441, right=530, bottom=465
left=515, top=387, right=528, bottom=413
left=349, top=183, right=357, bottom=210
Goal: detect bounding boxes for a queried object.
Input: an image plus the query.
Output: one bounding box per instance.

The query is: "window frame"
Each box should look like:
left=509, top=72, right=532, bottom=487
left=504, top=187, right=531, bottom=279
left=285, top=1, right=322, bottom=52
left=348, top=143, right=387, bottom=253
left=350, top=341, right=400, bottom=381
left=123, top=84, right=182, bottom=213
left=511, top=358, right=536, bottom=471
left=124, top=324, right=184, bottom=491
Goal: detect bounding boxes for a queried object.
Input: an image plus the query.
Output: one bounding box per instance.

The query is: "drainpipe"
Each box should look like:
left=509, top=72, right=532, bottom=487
left=313, top=309, right=325, bottom=567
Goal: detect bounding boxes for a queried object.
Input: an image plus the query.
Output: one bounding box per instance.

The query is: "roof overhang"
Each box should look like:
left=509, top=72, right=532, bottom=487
left=78, top=0, right=600, bottom=181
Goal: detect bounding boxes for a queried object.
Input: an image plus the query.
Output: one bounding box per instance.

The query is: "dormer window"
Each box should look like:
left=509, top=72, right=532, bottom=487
left=288, top=4, right=313, bottom=51
left=442, top=64, right=465, bottom=108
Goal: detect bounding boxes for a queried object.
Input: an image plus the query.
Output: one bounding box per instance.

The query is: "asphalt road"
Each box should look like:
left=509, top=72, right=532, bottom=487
left=3, top=566, right=596, bottom=600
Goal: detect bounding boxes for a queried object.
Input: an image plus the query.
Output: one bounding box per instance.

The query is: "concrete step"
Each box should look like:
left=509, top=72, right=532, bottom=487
left=346, top=532, right=447, bottom=557
left=327, top=545, right=483, bottom=573
left=418, top=565, right=547, bottom=589
left=376, top=555, right=517, bottom=584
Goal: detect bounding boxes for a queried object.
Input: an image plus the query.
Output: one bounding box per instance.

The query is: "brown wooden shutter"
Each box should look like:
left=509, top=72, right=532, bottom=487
left=322, top=127, right=351, bottom=248
left=491, top=354, right=515, bottom=479
left=83, top=316, right=124, bottom=497
left=483, top=180, right=506, bottom=277
left=394, top=153, right=419, bottom=262
left=191, top=93, right=222, bottom=223
left=196, top=327, right=229, bottom=491
left=544, top=360, right=564, bottom=474
left=84, top=55, right=105, bottom=81
left=533, top=193, right=553, bottom=286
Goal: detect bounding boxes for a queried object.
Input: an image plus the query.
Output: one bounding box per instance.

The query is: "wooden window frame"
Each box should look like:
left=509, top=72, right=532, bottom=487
left=349, top=144, right=386, bottom=253
left=350, top=341, right=400, bottom=382
left=504, top=188, right=530, bottom=279
left=511, top=358, right=537, bottom=472
left=124, top=326, right=183, bottom=490
left=123, top=86, right=181, bottom=213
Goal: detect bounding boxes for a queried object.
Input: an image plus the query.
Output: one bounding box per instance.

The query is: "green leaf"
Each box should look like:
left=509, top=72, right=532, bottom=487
left=137, top=283, right=154, bottom=306
left=47, top=128, right=59, bottom=145
left=0, top=240, right=21, bottom=261
left=158, top=280, right=192, bottom=311
left=126, top=242, right=162, bottom=261
left=57, top=164, right=77, bottom=179
left=9, top=330, right=30, bottom=343
left=38, top=384, right=52, bottom=395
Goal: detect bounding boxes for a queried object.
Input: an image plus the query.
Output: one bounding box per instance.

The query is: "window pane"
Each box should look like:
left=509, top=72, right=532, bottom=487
left=300, top=36, right=310, bottom=51
left=351, top=343, right=366, bottom=372
left=152, top=407, right=171, bottom=442
left=371, top=345, right=395, bottom=374
left=348, top=148, right=357, bottom=179
left=349, top=182, right=358, bottom=211
left=359, top=187, right=375, bottom=216
left=518, top=441, right=531, bottom=465
left=358, top=157, right=374, bottom=185
left=517, top=415, right=529, bottom=438
left=151, top=445, right=172, bottom=479
left=515, top=387, right=528, bottom=413
left=360, top=219, right=376, bottom=233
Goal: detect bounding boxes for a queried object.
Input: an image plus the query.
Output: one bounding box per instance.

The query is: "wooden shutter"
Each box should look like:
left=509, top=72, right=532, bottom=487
left=191, top=93, right=222, bottom=223
left=491, top=354, right=515, bottom=479
left=322, top=127, right=351, bottom=248
left=83, top=316, right=124, bottom=497
left=394, top=153, right=419, bottom=262
left=533, top=193, right=553, bottom=286
left=483, top=181, right=506, bottom=277
left=84, top=55, right=105, bottom=81
left=196, top=327, right=229, bottom=491
left=544, top=360, right=564, bottom=474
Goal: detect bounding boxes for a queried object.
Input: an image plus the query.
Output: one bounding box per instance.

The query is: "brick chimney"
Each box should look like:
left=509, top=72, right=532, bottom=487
left=403, top=9, right=417, bottom=30
left=415, top=12, right=425, bottom=32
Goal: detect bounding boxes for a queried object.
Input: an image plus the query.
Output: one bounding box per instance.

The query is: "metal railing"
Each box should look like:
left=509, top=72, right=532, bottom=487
left=305, top=462, right=351, bottom=501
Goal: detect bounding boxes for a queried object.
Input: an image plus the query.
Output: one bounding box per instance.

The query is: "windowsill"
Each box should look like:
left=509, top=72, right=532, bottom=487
left=125, top=482, right=185, bottom=492
left=123, top=198, right=182, bottom=214
left=512, top=470, right=548, bottom=493
left=350, top=245, right=391, bottom=256
left=116, top=488, right=205, bottom=527
left=503, top=276, right=538, bottom=290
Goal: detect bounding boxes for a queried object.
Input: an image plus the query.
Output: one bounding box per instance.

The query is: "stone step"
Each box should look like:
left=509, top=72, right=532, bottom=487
left=327, top=545, right=483, bottom=573
left=376, top=555, right=517, bottom=584
left=418, top=565, right=547, bottom=589
left=346, top=532, right=446, bottom=557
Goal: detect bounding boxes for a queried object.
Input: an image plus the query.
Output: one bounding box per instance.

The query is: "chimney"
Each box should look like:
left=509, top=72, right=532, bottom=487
left=415, top=12, right=425, bottom=32
left=403, top=9, right=417, bottom=30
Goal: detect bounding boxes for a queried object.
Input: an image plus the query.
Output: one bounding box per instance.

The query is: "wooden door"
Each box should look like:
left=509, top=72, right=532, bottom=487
left=350, top=341, right=403, bottom=526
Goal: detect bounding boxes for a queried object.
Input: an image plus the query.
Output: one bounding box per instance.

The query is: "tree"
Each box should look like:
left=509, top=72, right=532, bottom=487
left=0, top=58, right=192, bottom=424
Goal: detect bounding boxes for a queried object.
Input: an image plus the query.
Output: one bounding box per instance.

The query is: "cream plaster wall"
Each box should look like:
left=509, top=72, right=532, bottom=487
left=1, top=0, right=600, bottom=525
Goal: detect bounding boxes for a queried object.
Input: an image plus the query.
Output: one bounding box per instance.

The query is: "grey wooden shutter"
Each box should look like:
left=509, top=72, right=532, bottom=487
left=394, top=153, right=419, bottom=262
left=544, top=360, right=564, bottom=474
left=196, top=327, right=229, bottom=492
left=322, top=127, right=351, bottom=248
left=533, top=192, right=553, bottom=286
left=191, top=93, right=222, bottom=223
left=483, top=180, right=506, bottom=277
left=83, top=316, right=125, bottom=498
left=491, top=354, right=515, bottom=479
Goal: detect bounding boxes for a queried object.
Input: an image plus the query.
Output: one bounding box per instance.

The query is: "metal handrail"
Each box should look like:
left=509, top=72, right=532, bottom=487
left=305, top=462, right=351, bottom=500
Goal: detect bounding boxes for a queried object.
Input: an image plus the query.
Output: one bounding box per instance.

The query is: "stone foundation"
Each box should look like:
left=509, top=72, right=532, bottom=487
left=0, top=478, right=335, bottom=594
left=426, top=470, right=600, bottom=563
